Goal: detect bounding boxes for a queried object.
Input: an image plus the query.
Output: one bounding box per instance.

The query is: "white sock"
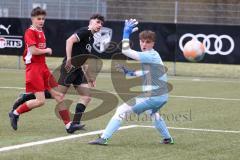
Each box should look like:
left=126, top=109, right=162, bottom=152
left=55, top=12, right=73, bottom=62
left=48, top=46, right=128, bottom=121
left=65, top=122, right=71, bottom=129
left=13, top=110, right=19, bottom=116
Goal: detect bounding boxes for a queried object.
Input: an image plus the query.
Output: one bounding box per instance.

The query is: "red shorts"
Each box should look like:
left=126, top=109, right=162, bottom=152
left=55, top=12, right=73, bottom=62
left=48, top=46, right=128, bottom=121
left=25, top=63, right=58, bottom=93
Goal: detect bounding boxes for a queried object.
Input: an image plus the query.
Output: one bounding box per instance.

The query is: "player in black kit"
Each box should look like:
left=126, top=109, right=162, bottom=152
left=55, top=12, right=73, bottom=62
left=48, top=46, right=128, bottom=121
left=58, top=14, right=104, bottom=128
left=10, top=14, right=104, bottom=130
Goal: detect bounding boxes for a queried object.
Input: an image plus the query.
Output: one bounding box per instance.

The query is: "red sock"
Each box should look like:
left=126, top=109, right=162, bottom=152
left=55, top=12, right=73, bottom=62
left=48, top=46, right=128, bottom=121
left=59, top=110, right=71, bottom=125
left=16, top=103, right=31, bottom=114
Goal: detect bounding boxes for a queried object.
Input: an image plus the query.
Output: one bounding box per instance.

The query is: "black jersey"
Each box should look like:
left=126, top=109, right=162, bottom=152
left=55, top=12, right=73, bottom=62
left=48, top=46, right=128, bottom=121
left=63, top=27, right=94, bottom=66
left=59, top=27, right=94, bottom=87
left=72, top=27, right=94, bottom=57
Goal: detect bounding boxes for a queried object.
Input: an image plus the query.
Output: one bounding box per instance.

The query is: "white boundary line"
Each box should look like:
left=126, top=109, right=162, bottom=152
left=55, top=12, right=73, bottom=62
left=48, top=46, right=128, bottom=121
left=1, top=124, right=239, bottom=153
left=0, top=125, right=138, bottom=153
left=0, top=86, right=24, bottom=90
left=1, top=86, right=240, bottom=101
left=137, top=125, right=240, bottom=134
left=168, top=77, right=240, bottom=83
left=98, top=73, right=240, bottom=83
left=0, top=70, right=239, bottom=83
left=169, top=95, right=240, bottom=101
left=64, top=74, right=239, bottom=84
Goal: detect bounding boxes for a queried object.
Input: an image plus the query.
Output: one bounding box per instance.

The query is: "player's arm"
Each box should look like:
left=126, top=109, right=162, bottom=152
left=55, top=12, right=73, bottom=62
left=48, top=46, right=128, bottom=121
left=65, top=30, right=89, bottom=61
left=115, top=64, right=144, bottom=77
left=29, top=45, right=52, bottom=55
left=121, top=19, right=140, bottom=61
left=25, top=30, right=52, bottom=55
left=122, top=40, right=140, bottom=61
left=66, top=34, right=79, bottom=60
left=65, top=34, right=79, bottom=72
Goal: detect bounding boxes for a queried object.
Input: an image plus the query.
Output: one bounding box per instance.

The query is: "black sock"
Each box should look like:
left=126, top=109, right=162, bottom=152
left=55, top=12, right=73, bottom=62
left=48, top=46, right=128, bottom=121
left=23, top=93, right=36, bottom=101
left=72, top=103, right=86, bottom=124
left=44, top=90, right=52, bottom=99
left=12, top=90, right=52, bottom=111
left=12, top=97, right=25, bottom=111
left=12, top=93, right=36, bottom=111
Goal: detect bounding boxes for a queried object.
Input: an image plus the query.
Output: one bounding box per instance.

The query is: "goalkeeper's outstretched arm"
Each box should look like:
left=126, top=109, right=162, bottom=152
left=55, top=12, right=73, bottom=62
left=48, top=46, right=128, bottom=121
left=121, top=19, right=140, bottom=61
left=115, top=64, right=144, bottom=77
left=122, top=39, right=140, bottom=61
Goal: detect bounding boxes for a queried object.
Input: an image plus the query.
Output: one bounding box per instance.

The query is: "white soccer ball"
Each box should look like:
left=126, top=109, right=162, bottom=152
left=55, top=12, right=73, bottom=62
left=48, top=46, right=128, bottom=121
left=183, top=39, right=205, bottom=62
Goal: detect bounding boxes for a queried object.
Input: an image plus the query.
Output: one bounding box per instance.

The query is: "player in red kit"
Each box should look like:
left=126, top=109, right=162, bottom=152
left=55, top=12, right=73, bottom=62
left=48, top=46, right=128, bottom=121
left=9, top=7, right=83, bottom=133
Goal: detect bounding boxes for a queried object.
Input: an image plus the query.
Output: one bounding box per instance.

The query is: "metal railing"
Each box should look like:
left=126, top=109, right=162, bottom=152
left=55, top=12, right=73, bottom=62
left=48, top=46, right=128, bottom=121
left=0, top=0, right=107, bottom=20
left=1, top=0, right=240, bottom=25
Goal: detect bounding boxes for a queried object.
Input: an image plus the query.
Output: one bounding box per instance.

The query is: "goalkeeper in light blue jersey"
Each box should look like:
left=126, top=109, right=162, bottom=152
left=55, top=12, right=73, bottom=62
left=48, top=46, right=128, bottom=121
left=89, top=19, right=174, bottom=145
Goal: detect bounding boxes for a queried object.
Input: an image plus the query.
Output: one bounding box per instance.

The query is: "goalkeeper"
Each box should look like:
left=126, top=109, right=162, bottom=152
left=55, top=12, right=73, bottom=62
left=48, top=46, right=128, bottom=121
left=89, top=19, right=174, bottom=145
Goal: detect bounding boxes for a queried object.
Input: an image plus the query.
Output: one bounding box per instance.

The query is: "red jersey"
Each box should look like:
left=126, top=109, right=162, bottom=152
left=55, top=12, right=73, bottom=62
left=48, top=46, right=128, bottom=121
left=23, top=25, right=46, bottom=64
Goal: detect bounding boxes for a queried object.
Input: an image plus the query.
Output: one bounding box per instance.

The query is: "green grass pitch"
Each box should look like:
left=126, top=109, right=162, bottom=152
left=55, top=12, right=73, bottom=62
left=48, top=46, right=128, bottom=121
left=0, top=57, right=240, bottom=160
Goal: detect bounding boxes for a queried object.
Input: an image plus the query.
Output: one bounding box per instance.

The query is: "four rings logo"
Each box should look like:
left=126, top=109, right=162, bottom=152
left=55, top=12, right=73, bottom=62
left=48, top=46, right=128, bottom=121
left=179, top=33, right=235, bottom=55
left=93, top=27, right=112, bottom=53
left=0, top=24, right=23, bottom=49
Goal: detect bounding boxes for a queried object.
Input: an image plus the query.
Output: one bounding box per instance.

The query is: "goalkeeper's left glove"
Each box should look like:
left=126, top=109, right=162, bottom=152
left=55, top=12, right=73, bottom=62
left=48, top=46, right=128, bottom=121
left=115, top=64, right=136, bottom=76
left=122, top=19, right=139, bottom=39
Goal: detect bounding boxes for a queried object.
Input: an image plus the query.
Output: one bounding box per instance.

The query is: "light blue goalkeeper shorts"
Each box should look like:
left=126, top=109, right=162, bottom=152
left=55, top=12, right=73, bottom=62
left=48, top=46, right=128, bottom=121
left=131, top=94, right=168, bottom=114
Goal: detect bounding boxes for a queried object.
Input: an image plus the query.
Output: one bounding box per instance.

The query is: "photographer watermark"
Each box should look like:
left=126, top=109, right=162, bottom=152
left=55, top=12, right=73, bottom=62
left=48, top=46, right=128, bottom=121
left=122, top=109, right=192, bottom=122
left=52, top=40, right=173, bottom=122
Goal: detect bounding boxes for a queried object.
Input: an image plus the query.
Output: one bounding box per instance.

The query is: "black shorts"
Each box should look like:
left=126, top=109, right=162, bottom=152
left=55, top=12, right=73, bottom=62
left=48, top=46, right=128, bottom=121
left=58, top=63, right=88, bottom=87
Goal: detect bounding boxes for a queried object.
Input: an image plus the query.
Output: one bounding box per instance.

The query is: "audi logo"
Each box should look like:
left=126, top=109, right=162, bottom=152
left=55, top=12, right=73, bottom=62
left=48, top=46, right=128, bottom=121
left=179, top=33, right=235, bottom=55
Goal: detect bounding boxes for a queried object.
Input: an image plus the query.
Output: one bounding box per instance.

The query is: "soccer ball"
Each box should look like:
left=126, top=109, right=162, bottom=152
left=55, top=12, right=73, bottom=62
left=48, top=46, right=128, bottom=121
left=182, top=39, right=205, bottom=62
